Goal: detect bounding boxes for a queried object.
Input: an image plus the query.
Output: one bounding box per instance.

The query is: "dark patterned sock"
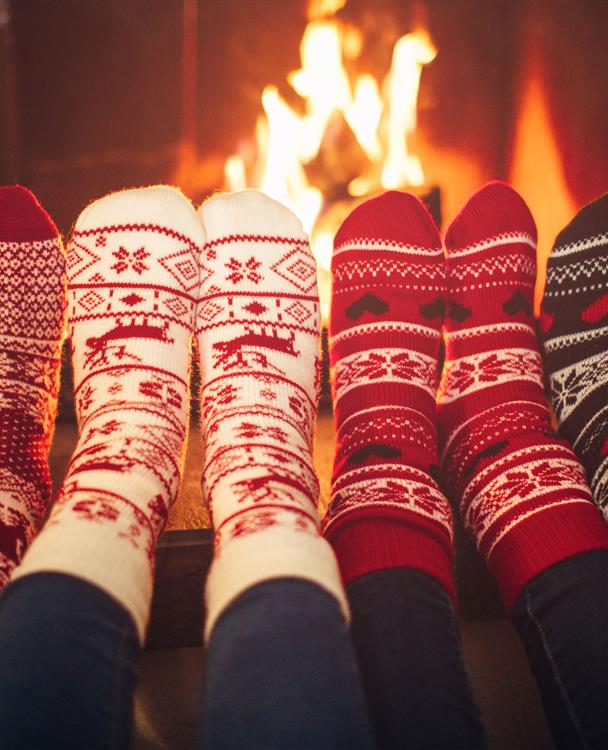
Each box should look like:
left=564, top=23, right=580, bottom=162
left=541, top=193, right=608, bottom=517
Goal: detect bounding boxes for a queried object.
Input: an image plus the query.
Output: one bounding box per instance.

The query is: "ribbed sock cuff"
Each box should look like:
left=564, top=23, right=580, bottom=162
left=489, top=501, right=608, bottom=615
left=326, top=512, right=456, bottom=603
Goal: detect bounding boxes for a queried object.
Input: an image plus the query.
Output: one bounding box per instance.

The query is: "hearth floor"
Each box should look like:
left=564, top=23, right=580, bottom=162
left=46, top=416, right=555, bottom=750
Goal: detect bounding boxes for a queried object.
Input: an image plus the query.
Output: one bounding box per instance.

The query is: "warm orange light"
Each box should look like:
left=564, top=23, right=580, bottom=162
left=382, top=31, right=437, bottom=189
left=307, top=0, right=347, bottom=20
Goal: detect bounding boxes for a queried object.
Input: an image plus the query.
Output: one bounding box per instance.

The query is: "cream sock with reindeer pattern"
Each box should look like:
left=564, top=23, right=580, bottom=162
left=196, top=190, right=348, bottom=639
left=13, top=186, right=203, bottom=641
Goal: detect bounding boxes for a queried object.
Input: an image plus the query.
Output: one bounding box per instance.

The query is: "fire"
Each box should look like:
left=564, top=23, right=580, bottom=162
left=224, top=2, right=436, bottom=318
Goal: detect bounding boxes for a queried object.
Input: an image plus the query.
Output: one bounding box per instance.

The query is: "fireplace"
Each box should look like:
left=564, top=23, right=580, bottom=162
left=5, top=1, right=607, bottom=298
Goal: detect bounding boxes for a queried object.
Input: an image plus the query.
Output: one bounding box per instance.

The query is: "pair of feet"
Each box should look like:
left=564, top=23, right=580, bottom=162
left=1, top=186, right=346, bottom=641
left=324, top=182, right=608, bottom=611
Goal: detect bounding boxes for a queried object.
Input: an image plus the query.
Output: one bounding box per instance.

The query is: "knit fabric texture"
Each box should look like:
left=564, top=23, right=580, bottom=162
left=196, top=190, right=347, bottom=639
left=0, top=186, right=66, bottom=588
left=541, top=193, right=608, bottom=517
left=438, top=181, right=608, bottom=612
left=13, top=186, right=203, bottom=640
left=322, top=190, right=455, bottom=598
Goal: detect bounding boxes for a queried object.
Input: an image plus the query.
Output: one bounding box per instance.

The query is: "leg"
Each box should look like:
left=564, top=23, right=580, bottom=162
left=323, top=191, right=485, bottom=749
left=513, top=549, right=608, bottom=750
left=439, top=182, right=608, bottom=747
left=0, top=186, right=204, bottom=747
left=541, top=193, right=608, bottom=517
left=348, top=569, right=485, bottom=750
left=0, top=573, right=138, bottom=750
left=196, top=191, right=373, bottom=748
left=202, top=579, right=372, bottom=750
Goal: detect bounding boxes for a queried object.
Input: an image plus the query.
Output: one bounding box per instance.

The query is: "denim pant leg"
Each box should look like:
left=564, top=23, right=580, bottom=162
left=513, top=549, right=608, bottom=750
left=0, top=572, right=139, bottom=750
left=347, top=568, right=487, bottom=750
left=200, top=578, right=375, bottom=750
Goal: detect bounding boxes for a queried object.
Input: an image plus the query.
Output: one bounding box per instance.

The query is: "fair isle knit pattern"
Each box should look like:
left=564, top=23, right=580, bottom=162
left=438, top=182, right=608, bottom=612
left=197, top=190, right=347, bottom=638
left=323, top=191, right=455, bottom=597
left=0, top=187, right=66, bottom=588
left=541, top=193, right=608, bottom=517
left=13, top=186, right=203, bottom=640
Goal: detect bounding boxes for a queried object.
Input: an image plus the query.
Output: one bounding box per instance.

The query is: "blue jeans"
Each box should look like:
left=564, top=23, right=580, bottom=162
left=0, top=573, right=373, bottom=750
left=3, top=553, right=608, bottom=749
left=512, top=549, right=608, bottom=750
left=0, top=573, right=138, bottom=750
left=347, top=568, right=487, bottom=750
left=200, top=578, right=375, bottom=750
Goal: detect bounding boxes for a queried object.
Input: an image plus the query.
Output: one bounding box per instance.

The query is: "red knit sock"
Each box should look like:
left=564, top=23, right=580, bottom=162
left=438, top=181, right=608, bottom=613
left=323, top=191, right=455, bottom=598
left=0, top=186, right=66, bottom=588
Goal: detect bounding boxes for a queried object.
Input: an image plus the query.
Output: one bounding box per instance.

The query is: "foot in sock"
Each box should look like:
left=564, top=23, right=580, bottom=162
left=11, top=186, right=204, bottom=640
left=322, top=190, right=455, bottom=597
left=0, top=187, right=66, bottom=588
left=196, top=190, right=347, bottom=638
left=541, top=193, right=608, bottom=517
left=438, top=181, right=608, bottom=611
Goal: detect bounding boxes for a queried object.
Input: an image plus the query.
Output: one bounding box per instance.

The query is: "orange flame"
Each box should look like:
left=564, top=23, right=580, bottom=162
left=224, top=2, right=436, bottom=318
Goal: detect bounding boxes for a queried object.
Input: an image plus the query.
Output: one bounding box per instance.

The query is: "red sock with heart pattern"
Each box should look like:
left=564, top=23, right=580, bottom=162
left=323, top=191, right=455, bottom=599
left=438, top=181, right=608, bottom=612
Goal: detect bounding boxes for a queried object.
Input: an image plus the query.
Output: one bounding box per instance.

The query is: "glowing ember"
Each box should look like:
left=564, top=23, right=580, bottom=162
left=224, top=1, right=437, bottom=319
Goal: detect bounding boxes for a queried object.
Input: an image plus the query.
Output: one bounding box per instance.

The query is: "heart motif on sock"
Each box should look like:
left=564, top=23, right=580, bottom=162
left=347, top=444, right=402, bottom=465
left=502, top=291, right=532, bottom=317
left=446, top=300, right=471, bottom=321
left=581, top=292, right=608, bottom=324
left=345, top=292, right=389, bottom=320
left=420, top=296, right=446, bottom=320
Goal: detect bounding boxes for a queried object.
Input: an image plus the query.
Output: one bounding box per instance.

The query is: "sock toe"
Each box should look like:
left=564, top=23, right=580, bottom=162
left=552, top=192, right=608, bottom=249
left=445, top=181, right=537, bottom=252
left=334, top=190, right=440, bottom=250
left=75, top=185, right=201, bottom=238
left=0, top=186, right=58, bottom=242
left=200, top=190, right=306, bottom=241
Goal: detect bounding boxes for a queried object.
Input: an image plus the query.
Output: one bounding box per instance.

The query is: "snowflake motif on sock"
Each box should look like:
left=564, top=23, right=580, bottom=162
left=110, top=246, right=150, bottom=275
left=235, top=422, right=288, bottom=442
left=228, top=509, right=278, bottom=540
left=225, top=256, right=263, bottom=285
left=88, top=418, right=123, bottom=438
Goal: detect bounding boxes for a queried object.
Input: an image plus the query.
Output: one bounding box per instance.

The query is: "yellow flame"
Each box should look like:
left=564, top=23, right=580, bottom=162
left=307, top=0, right=347, bottom=20
left=224, top=9, right=437, bottom=318
left=224, top=155, right=247, bottom=192
left=345, top=74, right=383, bottom=162
left=381, top=30, right=437, bottom=189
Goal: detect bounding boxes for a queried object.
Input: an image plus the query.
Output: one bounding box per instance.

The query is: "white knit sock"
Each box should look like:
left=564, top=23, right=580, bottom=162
left=12, top=186, right=203, bottom=641
left=197, top=190, right=348, bottom=638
